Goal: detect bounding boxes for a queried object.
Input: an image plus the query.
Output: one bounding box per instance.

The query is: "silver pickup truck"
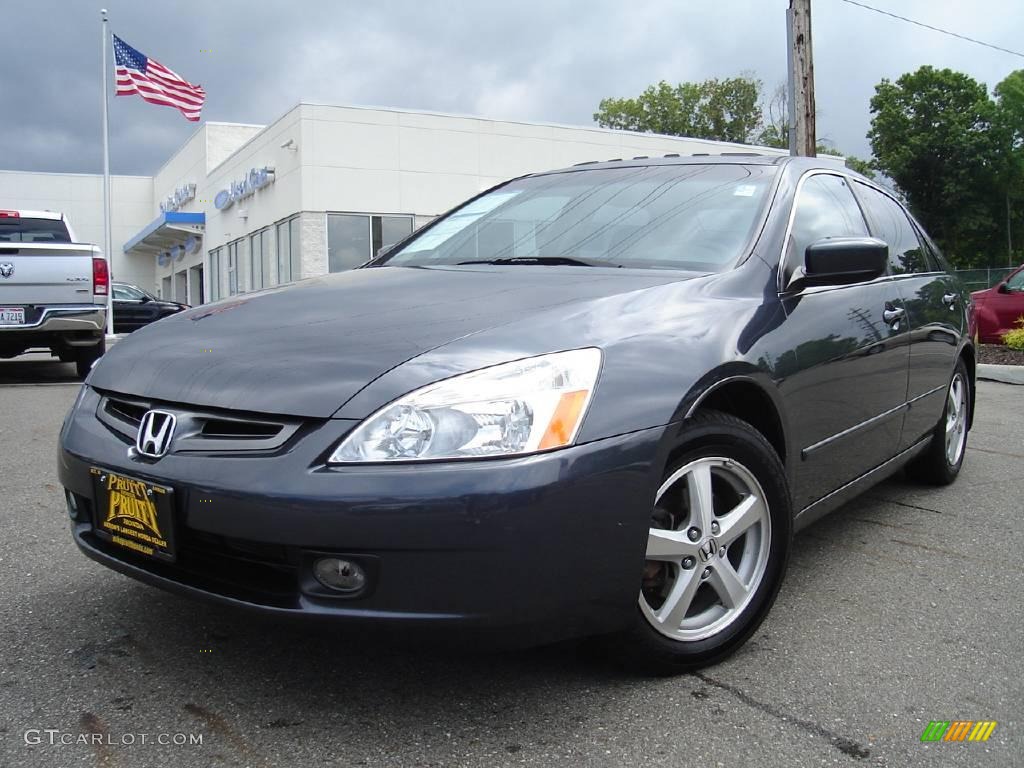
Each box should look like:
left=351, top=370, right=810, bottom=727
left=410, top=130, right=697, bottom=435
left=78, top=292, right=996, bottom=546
left=0, top=209, right=108, bottom=378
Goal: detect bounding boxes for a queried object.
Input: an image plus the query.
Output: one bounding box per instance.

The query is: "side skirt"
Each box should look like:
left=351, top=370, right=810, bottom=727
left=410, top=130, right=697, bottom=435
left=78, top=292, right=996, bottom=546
left=793, top=437, right=931, bottom=532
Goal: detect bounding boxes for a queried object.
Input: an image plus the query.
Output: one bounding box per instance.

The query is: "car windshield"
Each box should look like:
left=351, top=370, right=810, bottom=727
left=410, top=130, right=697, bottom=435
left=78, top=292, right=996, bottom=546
left=0, top=217, right=71, bottom=243
left=379, top=163, right=777, bottom=272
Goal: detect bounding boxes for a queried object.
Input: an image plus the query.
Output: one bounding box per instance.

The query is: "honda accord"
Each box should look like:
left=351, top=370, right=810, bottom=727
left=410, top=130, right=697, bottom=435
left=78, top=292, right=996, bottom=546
left=58, top=156, right=975, bottom=671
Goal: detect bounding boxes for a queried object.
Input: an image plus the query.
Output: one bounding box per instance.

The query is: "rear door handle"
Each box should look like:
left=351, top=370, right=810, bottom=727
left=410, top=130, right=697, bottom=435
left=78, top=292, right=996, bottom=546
left=883, top=307, right=905, bottom=325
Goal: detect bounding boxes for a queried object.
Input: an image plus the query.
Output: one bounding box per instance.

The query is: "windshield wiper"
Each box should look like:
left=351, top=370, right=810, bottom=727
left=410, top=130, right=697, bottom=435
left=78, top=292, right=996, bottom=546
left=456, top=256, right=601, bottom=267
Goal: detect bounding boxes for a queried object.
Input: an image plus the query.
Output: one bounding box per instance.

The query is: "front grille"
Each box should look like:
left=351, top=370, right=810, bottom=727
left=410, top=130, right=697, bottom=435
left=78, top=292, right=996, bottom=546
left=200, top=418, right=283, bottom=440
left=94, top=390, right=304, bottom=454
left=103, top=397, right=146, bottom=428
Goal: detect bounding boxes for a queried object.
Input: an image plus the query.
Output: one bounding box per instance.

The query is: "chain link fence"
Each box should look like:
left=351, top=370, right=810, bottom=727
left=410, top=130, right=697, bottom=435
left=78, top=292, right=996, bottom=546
left=952, top=268, right=1016, bottom=292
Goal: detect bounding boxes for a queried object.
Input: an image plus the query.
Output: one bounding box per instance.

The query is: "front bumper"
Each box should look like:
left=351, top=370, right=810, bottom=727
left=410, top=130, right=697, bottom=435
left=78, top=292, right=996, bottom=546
left=58, top=387, right=665, bottom=645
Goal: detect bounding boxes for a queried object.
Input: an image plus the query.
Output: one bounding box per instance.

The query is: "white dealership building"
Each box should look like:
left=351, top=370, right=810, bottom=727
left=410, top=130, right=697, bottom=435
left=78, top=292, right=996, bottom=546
left=0, top=103, right=791, bottom=305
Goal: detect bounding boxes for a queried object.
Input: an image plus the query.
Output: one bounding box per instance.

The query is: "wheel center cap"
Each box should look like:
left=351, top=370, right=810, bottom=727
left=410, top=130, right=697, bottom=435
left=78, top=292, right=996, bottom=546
left=698, top=537, right=719, bottom=563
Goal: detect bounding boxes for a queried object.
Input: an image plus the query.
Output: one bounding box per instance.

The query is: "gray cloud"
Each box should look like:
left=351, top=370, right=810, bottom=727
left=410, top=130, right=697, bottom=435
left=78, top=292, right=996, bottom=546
left=2, top=0, right=1020, bottom=175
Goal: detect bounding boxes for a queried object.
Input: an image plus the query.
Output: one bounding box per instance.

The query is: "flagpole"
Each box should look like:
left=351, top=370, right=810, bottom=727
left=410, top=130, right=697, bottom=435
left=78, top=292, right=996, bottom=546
left=101, top=8, right=114, bottom=338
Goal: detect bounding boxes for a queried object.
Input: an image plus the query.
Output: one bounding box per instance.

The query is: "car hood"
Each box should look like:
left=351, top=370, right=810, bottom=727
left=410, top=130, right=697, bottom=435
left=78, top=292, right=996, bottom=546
left=89, top=265, right=695, bottom=418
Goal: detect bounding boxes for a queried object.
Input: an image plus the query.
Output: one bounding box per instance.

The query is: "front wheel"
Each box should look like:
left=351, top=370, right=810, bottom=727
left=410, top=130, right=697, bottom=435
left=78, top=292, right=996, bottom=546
left=906, top=358, right=970, bottom=485
left=609, top=410, right=792, bottom=673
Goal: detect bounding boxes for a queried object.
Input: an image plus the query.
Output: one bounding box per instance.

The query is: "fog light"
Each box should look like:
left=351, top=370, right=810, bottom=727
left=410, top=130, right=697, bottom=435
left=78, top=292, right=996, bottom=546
left=65, top=490, right=79, bottom=520
left=313, top=558, right=367, bottom=593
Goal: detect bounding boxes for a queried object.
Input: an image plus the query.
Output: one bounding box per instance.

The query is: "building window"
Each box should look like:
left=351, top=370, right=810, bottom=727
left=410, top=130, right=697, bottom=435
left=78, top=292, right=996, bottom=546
left=249, top=228, right=270, bottom=290
left=276, top=216, right=301, bottom=284
left=208, top=247, right=221, bottom=301
left=327, top=214, right=413, bottom=272
left=227, top=239, right=241, bottom=295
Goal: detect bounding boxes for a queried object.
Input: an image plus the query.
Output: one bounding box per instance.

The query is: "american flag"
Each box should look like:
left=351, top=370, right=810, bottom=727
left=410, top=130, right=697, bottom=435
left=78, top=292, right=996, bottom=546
left=113, top=34, right=206, bottom=122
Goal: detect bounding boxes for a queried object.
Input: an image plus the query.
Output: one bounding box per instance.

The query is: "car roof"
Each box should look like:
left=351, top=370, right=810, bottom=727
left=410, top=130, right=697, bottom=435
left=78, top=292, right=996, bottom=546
left=538, top=153, right=850, bottom=177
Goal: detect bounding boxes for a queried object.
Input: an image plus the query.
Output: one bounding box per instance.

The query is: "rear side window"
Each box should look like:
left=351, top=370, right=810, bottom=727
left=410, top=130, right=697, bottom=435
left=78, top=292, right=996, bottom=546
left=785, top=174, right=869, bottom=282
left=0, top=217, right=71, bottom=243
left=853, top=183, right=931, bottom=274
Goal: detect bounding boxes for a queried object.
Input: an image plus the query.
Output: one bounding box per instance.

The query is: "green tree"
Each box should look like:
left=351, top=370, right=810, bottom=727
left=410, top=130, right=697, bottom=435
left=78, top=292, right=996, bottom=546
left=868, top=66, right=1003, bottom=267
left=597, top=77, right=879, bottom=180
left=994, top=70, right=1024, bottom=265
left=594, top=77, right=763, bottom=144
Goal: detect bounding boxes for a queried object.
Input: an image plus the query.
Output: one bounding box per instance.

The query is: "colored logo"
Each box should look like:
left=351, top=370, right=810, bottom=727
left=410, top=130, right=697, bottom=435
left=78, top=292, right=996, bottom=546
left=920, top=720, right=997, bottom=742
left=104, top=475, right=163, bottom=541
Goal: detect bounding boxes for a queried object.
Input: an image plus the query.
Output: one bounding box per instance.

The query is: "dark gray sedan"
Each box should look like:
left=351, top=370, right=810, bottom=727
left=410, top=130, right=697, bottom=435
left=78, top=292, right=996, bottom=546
left=58, top=156, right=974, bottom=672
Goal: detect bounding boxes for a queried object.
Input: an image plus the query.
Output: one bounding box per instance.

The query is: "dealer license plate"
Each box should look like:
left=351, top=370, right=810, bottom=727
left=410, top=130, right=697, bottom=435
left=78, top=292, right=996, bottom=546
left=90, top=468, right=177, bottom=562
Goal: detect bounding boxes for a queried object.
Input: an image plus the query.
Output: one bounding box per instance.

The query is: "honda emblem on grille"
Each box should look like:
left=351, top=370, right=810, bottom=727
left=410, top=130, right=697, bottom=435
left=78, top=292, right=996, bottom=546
left=136, top=410, right=176, bottom=458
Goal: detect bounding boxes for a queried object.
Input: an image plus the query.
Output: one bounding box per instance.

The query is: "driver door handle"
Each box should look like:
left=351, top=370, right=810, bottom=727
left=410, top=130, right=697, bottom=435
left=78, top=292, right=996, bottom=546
left=883, top=306, right=905, bottom=325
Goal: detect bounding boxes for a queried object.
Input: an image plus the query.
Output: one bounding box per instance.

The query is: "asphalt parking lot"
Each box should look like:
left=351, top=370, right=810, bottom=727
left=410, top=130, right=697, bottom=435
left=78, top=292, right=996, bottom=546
left=0, top=358, right=1020, bottom=767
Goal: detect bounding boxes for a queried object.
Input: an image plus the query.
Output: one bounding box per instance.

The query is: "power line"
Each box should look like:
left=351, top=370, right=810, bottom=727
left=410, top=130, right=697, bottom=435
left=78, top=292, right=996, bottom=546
left=837, top=0, right=1024, bottom=59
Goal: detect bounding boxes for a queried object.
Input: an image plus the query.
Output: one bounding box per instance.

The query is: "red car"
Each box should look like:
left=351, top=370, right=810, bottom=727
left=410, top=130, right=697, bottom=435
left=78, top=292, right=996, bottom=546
left=972, top=265, right=1024, bottom=343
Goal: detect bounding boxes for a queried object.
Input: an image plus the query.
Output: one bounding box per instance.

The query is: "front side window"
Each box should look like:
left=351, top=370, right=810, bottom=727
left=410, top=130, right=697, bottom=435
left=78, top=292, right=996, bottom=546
left=381, top=164, right=777, bottom=272
left=1006, top=268, right=1024, bottom=292
left=785, top=174, right=870, bottom=284
left=112, top=284, right=145, bottom=301
left=853, top=183, right=930, bottom=275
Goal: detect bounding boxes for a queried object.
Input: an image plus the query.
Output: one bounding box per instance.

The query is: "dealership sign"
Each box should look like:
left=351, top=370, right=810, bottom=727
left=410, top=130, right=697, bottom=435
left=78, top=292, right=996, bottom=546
left=159, top=183, right=196, bottom=213
left=214, top=166, right=275, bottom=211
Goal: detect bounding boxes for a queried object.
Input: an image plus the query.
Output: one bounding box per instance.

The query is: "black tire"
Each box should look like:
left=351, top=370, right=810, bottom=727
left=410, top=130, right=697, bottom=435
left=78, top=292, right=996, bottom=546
left=74, top=338, right=106, bottom=380
left=906, top=358, right=970, bottom=486
left=607, top=410, right=792, bottom=674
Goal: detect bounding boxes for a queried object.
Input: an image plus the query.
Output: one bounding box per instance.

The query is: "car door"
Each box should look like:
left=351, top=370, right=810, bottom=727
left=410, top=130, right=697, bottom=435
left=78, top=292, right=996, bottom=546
left=775, top=172, right=911, bottom=511
left=852, top=182, right=964, bottom=449
left=112, top=284, right=155, bottom=333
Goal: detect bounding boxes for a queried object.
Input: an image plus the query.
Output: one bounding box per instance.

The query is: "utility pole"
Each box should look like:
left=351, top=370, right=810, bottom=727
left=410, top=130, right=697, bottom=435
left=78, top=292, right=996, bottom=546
left=1008, top=194, right=1014, bottom=267
left=787, top=0, right=817, bottom=157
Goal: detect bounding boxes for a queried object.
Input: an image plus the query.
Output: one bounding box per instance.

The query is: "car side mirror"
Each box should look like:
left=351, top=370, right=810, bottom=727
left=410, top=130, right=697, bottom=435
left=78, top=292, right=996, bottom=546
left=798, top=237, right=888, bottom=288
left=998, top=283, right=1010, bottom=294
left=139, top=294, right=152, bottom=303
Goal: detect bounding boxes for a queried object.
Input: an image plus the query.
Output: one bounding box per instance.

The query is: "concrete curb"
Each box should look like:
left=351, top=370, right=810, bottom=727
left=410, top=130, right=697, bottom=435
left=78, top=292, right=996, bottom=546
left=978, top=363, right=1024, bottom=386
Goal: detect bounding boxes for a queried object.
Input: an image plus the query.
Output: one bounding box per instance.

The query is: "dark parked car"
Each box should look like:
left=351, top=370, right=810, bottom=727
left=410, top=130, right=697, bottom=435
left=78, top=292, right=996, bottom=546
left=972, top=264, right=1024, bottom=343
left=58, top=156, right=974, bottom=672
left=112, top=282, right=188, bottom=334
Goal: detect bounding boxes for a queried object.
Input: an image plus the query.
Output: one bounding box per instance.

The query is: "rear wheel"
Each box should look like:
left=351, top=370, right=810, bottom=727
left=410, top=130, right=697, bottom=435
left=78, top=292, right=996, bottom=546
left=611, top=411, right=792, bottom=673
left=906, top=358, right=970, bottom=485
left=74, top=338, right=106, bottom=379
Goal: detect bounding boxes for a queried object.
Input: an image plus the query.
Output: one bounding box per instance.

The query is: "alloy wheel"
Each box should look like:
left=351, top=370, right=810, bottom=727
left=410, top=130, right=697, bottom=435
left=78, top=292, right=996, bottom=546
left=640, top=457, right=771, bottom=642
left=945, top=373, right=968, bottom=467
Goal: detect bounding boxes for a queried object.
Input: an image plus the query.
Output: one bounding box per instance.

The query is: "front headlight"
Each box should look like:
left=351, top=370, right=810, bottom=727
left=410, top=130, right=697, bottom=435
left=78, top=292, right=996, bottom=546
left=329, top=348, right=602, bottom=463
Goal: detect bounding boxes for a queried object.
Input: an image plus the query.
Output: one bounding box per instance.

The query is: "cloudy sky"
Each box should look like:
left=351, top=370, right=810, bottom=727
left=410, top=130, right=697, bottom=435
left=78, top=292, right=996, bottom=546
left=2, top=0, right=1021, bottom=175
